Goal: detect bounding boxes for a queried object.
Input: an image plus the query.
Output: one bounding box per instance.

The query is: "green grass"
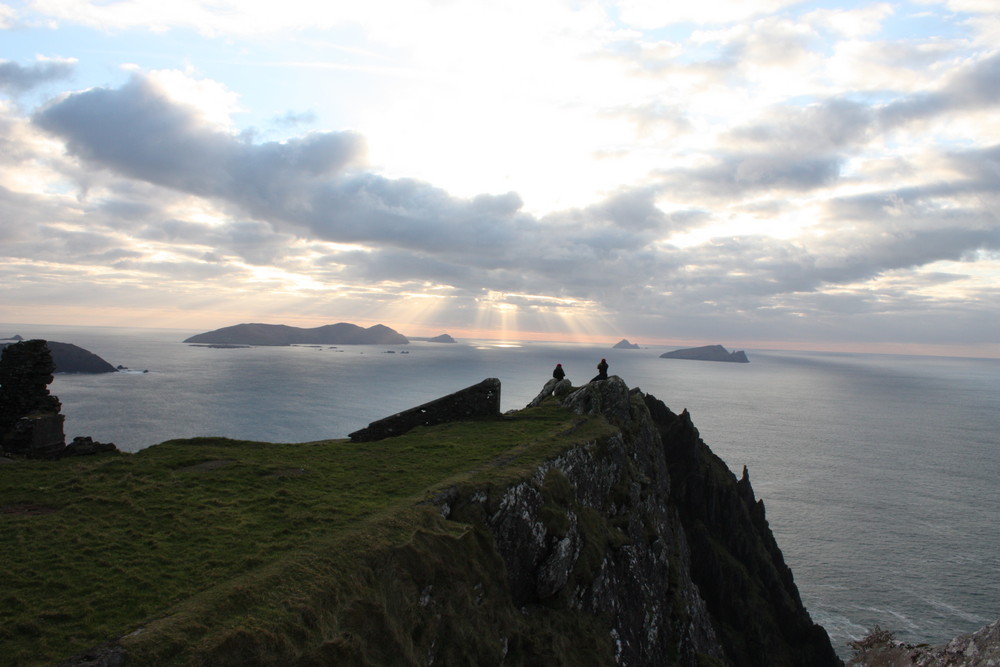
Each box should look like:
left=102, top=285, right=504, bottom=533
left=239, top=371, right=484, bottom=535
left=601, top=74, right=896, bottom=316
left=0, top=402, right=615, bottom=666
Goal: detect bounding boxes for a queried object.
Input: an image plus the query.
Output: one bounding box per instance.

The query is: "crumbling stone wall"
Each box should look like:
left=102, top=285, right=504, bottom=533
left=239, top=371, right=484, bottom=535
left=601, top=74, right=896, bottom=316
left=349, top=378, right=501, bottom=442
left=0, top=339, right=66, bottom=458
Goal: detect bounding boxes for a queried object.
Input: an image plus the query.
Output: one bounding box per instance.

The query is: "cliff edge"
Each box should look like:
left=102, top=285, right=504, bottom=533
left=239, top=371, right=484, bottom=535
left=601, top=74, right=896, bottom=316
left=433, top=376, right=839, bottom=666
left=78, top=377, right=839, bottom=666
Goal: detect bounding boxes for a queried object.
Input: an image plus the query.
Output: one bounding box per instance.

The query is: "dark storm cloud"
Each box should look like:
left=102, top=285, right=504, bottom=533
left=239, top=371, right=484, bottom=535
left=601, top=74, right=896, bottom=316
left=0, top=59, right=74, bottom=95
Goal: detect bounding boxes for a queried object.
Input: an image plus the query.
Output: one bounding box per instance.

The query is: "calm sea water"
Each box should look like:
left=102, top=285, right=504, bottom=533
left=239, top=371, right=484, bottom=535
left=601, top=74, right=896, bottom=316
left=4, top=323, right=999, bottom=657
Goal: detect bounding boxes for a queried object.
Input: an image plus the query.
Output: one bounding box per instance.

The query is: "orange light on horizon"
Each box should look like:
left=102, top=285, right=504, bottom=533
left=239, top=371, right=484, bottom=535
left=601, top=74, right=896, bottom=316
left=4, top=305, right=999, bottom=359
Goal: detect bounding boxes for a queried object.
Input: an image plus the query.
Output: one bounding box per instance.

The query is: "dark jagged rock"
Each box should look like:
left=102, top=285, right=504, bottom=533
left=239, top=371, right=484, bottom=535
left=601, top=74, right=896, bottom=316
left=527, top=377, right=574, bottom=407
left=63, top=436, right=119, bottom=457
left=435, top=377, right=840, bottom=666
left=349, top=378, right=501, bottom=442
left=660, top=344, right=750, bottom=363
left=0, top=340, right=66, bottom=458
left=560, top=375, right=633, bottom=427
left=847, top=619, right=1000, bottom=666
left=184, top=322, right=409, bottom=346
left=436, top=377, right=727, bottom=666
left=612, top=338, right=640, bottom=349
left=644, top=391, right=838, bottom=666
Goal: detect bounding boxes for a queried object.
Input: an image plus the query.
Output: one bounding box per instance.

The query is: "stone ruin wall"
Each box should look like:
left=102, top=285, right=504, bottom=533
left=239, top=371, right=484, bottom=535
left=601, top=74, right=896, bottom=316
left=349, top=378, right=501, bottom=442
left=0, top=339, right=66, bottom=458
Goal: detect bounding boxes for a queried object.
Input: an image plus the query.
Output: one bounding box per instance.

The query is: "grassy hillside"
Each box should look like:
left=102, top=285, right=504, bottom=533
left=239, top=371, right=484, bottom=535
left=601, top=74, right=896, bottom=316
left=0, top=402, right=615, bottom=666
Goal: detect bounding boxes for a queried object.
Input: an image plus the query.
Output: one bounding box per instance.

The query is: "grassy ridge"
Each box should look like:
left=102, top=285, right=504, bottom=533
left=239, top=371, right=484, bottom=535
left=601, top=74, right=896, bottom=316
left=0, top=403, right=612, bottom=666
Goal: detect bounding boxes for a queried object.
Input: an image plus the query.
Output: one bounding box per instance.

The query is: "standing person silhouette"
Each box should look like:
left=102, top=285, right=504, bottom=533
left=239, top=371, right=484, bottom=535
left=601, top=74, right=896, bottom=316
left=591, top=358, right=609, bottom=382
left=552, top=363, right=565, bottom=381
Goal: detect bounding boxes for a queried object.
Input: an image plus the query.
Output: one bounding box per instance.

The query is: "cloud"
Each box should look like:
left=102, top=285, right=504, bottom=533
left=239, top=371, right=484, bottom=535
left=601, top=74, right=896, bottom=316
left=879, top=50, right=1000, bottom=127
left=728, top=98, right=873, bottom=153
left=29, top=70, right=996, bottom=323
left=35, top=75, right=366, bottom=198
left=0, top=4, right=16, bottom=30
left=617, top=0, right=804, bottom=28
left=30, top=74, right=677, bottom=306
left=657, top=152, right=843, bottom=199
left=946, top=143, right=1000, bottom=188
left=803, top=4, right=894, bottom=38
left=0, top=59, right=75, bottom=95
left=8, top=0, right=996, bottom=355
left=270, top=110, right=318, bottom=129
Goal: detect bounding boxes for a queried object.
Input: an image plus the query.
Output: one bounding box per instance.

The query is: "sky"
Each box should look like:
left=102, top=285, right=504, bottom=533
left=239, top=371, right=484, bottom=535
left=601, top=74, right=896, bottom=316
left=1, top=1, right=998, bottom=356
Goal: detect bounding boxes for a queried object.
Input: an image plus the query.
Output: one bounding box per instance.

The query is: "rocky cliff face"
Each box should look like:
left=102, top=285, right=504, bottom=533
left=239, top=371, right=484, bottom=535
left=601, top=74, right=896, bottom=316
left=439, top=377, right=838, bottom=666
left=325, top=377, right=839, bottom=666
left=438, top=377, right=727, bottom=665
left=644, top=391, right=837, bottom=666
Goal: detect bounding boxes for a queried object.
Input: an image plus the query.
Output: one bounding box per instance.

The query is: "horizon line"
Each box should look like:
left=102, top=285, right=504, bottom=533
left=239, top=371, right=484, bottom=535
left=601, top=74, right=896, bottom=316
left=2, top=320, right=999, bottom=361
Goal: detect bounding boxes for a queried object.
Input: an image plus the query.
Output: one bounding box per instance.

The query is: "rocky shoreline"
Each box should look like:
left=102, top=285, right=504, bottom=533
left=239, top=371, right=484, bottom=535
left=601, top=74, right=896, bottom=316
left=848, top=619, right=1000, bottom=666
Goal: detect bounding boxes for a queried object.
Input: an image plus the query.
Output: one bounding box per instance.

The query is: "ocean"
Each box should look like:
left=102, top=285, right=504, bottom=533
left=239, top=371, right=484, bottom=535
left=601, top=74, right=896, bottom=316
left=4, top=323, right=999, bottom=658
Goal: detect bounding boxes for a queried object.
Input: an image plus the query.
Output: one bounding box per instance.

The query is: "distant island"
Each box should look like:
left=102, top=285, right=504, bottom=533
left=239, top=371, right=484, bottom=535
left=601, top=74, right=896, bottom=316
left=411, top=334, right=456, bottom=343
left=183, top=322, right=409, bottom=346
left=1, top=339, right=117, bottom=373
left=659, top=344, right=749, bottom=363
left=612, top=339, right=640, bottom=349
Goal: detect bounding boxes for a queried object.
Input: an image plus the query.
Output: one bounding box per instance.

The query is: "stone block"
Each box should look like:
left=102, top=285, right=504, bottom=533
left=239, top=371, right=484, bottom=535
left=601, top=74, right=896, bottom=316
left=349, top=378, right=501, bottom=442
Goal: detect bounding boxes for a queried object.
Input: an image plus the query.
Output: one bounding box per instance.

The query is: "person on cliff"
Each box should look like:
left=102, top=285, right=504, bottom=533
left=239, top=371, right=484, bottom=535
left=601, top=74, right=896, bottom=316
left=552, top=363, right=565, bottom=381
left=591, top=358, right=609, bottom=382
